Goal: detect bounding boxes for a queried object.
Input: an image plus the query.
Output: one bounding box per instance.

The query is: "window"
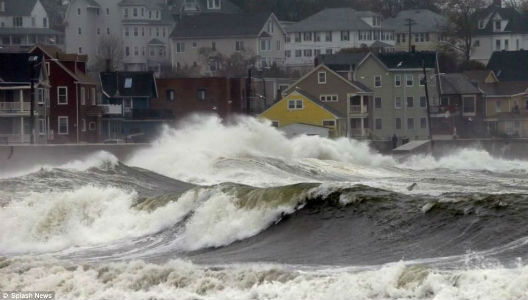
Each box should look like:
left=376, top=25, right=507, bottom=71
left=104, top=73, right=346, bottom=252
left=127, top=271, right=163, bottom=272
left=13, top=17, right=22, bottom=27
left=505, top=39, right=509, bottom=50
left=38, top=119, right=46, bottom=135
left=463, top=96, right=476, bottom=114
left=474, top=40, right=480, bottom=47
left=43, top=17, right=47, bottom=28
left=375, top=97, right=382, bottom=108
left=260, top=39, right=271, bottom=51
left=303, top=49, right=312, bottom=57
left=495, top=20, right=501, bottom=31
left=287, top=99, right=303, bottom=110
left=496, top=39, right=501, bottom=50
left=134, top=27, right=138, bottom=36
left=167, top=89, right=175, bottom=101
left=271, top=121, right=279, bottom=127
left=77, top=8, right=81, bottom=15
left=31, top=17, right=35, bottom=27
left=207, top=0, right=221, bottom=9
left=295, top=33, right=301, bottom=42
left=276, top=40, right=281, bottom=50
left=478, top=20, right=484, bottom=29
left=375, top=119, right=382, bottom=130
left=419, top=75, right=426, bottom=86
left=197, top=89, right=206, bottom=100
left=58, top=116, right=68, bottom=135
left=314, top=32, right=321, bottom=42
left=81, top=119, right=86, bottom=132
left=303, top=32, right=312, bottom=41
left=235, top=40, right=244, bottom=51
left=314, top=49, right=321, bottom=56
left=395, top=97, right=402, bottom=109
left=407, top=118, right=414, bottom=130
left=285, top=50, right=291, bottom=57
left=57, top=87, right=67, bottom=104
left=80, top=87, right=85, bottom=105
left=89, top=122, right=96, bottom=131
left=323, top=120, right=336, bottom=127
left=125, top=47, right=130, bottom=56
left=288, top=100, right=295, bottom=109
left=133, top=7, right=138, bottom=17
left=78, top=27, right=82, bottom=35
left=420, top=96, right=427, bottom=107
left=406, top=74, right=413, bottom=87
left=396, top=118, right=401, bottom=130
left=395, top=75, right=401, bottom=87
left=296, top=100, right=303, bottom=109
left=374, top=75, right=382, bottom=87
left=318, top=72, right=326, bottom=84
left=325, top=31, right=332, bottom=42
left=496, top=100, right=502, bottom=112
left=176, top=42, right=185, bottom=53
left=407, top=97, right=414, bottom=108
left=106, top=8, right=110, bottom=15
left=326, top=48, right=333, bottom=55
left=340, top=31, right=349, bottom=41
left=295, top=50, right=302, bottom=57
left=37, top=88, right=44, bottom=104
left=107, top=28, right=110, bottom=35
left=420, top=117, right=427, bottom=129
left=320, top=95, right=338, bottom=102
left=124, top=78, right=133, bottom=89
left=78, top=47, right=82, bottom=54
left=134, top=47, right=139, bottom=56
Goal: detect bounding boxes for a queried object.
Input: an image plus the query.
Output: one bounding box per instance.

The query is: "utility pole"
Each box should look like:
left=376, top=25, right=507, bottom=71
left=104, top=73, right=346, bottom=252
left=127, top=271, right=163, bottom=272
left=422, top=60, right=434, bottom=151
left=246, top=67, right=252, bottom=114
left=28, top=56, right=37, bottom=144
left=404, top=18, right=417, bottom=52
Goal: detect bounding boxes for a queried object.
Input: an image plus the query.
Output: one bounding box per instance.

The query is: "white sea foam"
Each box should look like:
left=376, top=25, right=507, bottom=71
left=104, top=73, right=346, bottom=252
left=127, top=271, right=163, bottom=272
left=2, top=257, right=527, bottom=300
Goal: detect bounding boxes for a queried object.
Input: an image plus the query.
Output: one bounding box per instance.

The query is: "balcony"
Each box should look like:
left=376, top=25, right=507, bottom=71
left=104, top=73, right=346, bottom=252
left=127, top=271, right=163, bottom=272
left=99, top=104, right=123, bottom=115
left=0, top=102, right=31, bottom=116
left=349, top=105, right=368, bottom=115
left=430, top=105, right=460, bottom=117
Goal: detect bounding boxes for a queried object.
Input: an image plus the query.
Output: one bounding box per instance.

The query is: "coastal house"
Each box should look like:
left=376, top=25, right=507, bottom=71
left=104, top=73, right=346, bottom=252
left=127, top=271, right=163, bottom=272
left=170, top=12, right=286, bottom=75
left=0, top=53, right=49, bottom=144
left=465, top=70, right=528, bottom=137
left=64, top=0, right=174, bottom=72
left=259, top=88, right=346, bottom=138
left=152, top=77, right=245, bottom=120
left=30, top=44, right=100, bottom=144
left=284, top=8, right=395, bottom=72
left=0, top=0, right=62, bottom=50
left=433, top=73, right=486, bottom=139
left=99, top=71, right=164, bottom=142
left=169, top=0, right=241, bottom=18
left=283, top=63, right=372, bottom=138
left=384, top=9, right=447, bottom=52
left=487, top=50, right=528, bottom=81
left=352, top=51, right=440, bottom=142
left=471, top=1, right=528, bottom=64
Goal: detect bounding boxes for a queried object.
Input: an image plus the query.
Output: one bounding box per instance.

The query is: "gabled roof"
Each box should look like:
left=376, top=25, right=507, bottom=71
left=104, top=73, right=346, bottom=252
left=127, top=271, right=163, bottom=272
left=286, top=8, right=379, bottom=33
left=100, top=71, right=158, bottom=98
left=170, top=0, right=241, bottom=15
left=0, top=0, right=38, bottom=16
left=487, top=50, right=528, bottom=81
left=0, top=53, right=42, bottom=85
left=463, top=70, right=499, bottom=84
left=286, top=64, right=372, bottom=95
left=170, top=12, right=274, bottom=39
left=478, top=81, right=528, bottom=96
left=384, top=9, right=447, bottom=33
left=474, top=5, right=528, bottom=35
left=147, top=38, right=165, bottom=45
left=364, top=51, right=437, bottom=70
left=439, top=73, right=482, bottom=95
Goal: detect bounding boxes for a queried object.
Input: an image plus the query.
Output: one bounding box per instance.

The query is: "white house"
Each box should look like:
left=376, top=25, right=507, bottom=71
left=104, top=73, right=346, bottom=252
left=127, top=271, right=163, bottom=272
left=0, top=0, right=62, bottom=50
left=471, top=2, right=528, bottom=64
left=64, top=0, right=174, bottom=72
left=284, top=8, right=395, bottom=71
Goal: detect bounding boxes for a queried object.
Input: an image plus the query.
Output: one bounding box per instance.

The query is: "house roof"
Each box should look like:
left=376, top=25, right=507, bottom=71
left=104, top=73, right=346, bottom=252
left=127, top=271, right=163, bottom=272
left=100, top=71, right=158, bottom=98
left=487, top=50, right=528, bottom=81
left=287, top=88, right=346, bottom=119
left=317, top=52, right=370, bottom=71
left=170, top=0, right=241, bottom=14
left=439, top=73, right=482, bottom=95
left=170, top=12, right=272, bottom=39
left=0, top=0, right=37, bottom=16
left=147, top=38, right=165, bottom=45
left=286, top=8, right=378, bottom=33
left=474, top=4, right=528, bottom=35
left=0, top=53, right=42, bottom=85
left=463, top=70, right=498, bottom=83
left=375, top=51, right=437, bottom=69
left=476, top=81, right=528, bottom=96
left=119, top=1, right=174, bottom=25
left=384, top=9, right=447, bottom=33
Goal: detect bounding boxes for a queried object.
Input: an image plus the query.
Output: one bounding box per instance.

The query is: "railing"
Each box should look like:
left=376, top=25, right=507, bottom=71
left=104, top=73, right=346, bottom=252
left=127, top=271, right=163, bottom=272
left=0, top=102, right=31, bottom=113
left=99, top=104, right=123, bottom=115
left=350, top=105, right=367, bottom=114
left=349, top=128, right=366, bottom=137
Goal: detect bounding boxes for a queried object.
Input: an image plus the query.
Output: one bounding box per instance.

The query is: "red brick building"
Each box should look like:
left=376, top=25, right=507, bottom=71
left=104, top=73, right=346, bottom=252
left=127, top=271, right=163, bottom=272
left=152, top=77, right=245, bottom=120
left=29, top=44, right=101, bottom=143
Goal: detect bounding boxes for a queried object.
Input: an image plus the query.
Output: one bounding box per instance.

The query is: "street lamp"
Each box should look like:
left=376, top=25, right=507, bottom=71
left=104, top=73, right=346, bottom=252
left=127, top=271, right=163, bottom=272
left=28, top=55, right=39, bottom=144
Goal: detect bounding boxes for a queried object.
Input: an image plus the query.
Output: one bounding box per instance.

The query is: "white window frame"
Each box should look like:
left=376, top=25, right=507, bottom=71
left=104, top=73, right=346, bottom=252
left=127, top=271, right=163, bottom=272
left=57, top=86, right=68, bottom=105
left=287, top=99, right=304, bottom=110
left=320, top=94, right=338, bottom=102
left=58, top=116, right=69, bottom=135
left=394, top=74, right=401, bottom=87
left=318, top=72, right=327, bottom=84
left=322, top=119, right=336, bottom=127
left=271, top=120, right=279, bottom=127
left=420, top=117, right=427, bottom=129
left=407, top=118, right=415, bottom=130
left=38, top=119, right=46, bottom=135
left=374, top=75, right=382, bottom=88
left=375, top=118, right=382, bottom=130
left=80, top=87, right=86, bottom=105
left=375, top=97, right=382, bottom=108
left=407, top=96, right=414, bottom=108
left=462, top=95, right=477, bottom=116
left=406, top=74, right=414, bottom=87
left=395, top=96, right=402, bottom=109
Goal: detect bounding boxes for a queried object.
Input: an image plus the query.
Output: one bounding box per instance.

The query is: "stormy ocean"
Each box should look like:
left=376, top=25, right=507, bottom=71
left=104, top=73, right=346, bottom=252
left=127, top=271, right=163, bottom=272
left=1, top=116, right=528, bottom=300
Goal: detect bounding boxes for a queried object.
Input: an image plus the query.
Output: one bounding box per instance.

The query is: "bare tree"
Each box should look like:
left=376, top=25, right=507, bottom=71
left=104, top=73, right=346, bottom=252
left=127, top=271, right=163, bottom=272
left=198, top=47, right=257, bottom=77
left=91, top=35, right=123, bottom=72
left=442, top=0, right=486, bottom=64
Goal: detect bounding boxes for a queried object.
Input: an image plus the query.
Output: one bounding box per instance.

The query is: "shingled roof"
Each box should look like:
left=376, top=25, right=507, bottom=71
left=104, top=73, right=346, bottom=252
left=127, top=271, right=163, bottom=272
left=384, top=9, right=447, bottom=33
left=487, top=50, right=528, bottom=81
left=0, top=0, right=38, bottom=16
left=287, top=8, right=378, bottom=33
left=439, top=73, right=482, bottom=95
left=170, top=0, right=241, bottom=14
left=376, top=51, right=437, bottom=69
left=474, top=4, right=528, bottom=35
left=317, top=52, right=369, bottom=72
left=170, top=12, right=272, bottom=39
left=100, top=71, right=158, bottom=98
left=0, top=53, right=42, bottom=85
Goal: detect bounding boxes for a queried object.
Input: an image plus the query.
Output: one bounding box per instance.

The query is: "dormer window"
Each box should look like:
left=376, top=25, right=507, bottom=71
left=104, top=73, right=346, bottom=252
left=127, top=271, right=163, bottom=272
left=478, top=20, right=485, bottom=29
left=207, top=0, right=221, bottom=9
left=495, top=20, right=501, bottom=31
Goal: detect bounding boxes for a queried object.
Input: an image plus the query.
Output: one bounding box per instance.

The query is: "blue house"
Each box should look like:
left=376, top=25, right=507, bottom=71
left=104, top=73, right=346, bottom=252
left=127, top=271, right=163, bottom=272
left=99, top=71, right=171, bottom=142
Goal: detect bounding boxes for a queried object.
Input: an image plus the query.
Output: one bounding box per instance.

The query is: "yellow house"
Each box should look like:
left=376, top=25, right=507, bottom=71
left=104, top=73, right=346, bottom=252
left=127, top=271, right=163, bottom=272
left=260, top=88, right=346, bottom=138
